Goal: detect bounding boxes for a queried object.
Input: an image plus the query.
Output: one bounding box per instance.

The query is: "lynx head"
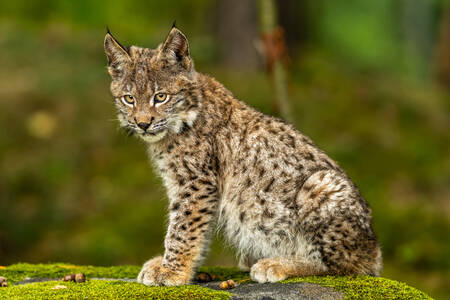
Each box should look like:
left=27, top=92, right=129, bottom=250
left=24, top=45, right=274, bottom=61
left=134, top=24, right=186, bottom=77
left=104, top=25, right=201, bottom=143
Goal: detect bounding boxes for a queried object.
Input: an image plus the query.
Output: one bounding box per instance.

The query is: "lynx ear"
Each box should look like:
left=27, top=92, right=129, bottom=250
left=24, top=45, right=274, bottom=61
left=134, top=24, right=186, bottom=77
left=104, top=29, right=131, bottom=76
left=160, top=26, right=193, bottom=71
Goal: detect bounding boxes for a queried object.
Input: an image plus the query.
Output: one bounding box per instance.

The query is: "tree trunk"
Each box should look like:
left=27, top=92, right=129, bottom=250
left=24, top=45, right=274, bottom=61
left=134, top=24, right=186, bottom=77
left=216, top=0, right=260, bottom=70
left=401, top=0, right=434, bottom=80
left=277, top=0, right=309, bottom=58
left=257, top=0, right=293, bottom=122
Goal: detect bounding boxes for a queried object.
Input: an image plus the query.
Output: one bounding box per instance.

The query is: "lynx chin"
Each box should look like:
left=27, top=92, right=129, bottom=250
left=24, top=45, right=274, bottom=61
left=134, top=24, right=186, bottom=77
left=104, top=25, right=382, bottom=286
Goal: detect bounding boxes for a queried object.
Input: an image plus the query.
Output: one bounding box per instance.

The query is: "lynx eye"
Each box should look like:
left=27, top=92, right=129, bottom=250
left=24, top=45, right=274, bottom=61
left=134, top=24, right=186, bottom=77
left=154, top=93, right=168, bottom=104
left=122, top=95, right=134, bottom=105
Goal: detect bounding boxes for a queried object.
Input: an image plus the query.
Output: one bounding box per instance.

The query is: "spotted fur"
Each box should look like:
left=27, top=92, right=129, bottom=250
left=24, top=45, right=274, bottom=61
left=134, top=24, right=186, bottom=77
left=104, top=26, right=382, bottom=286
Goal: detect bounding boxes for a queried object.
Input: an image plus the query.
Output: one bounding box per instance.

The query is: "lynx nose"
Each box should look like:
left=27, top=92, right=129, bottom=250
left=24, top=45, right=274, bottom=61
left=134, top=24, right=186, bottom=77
left=137, top=122, right=151, bottom=131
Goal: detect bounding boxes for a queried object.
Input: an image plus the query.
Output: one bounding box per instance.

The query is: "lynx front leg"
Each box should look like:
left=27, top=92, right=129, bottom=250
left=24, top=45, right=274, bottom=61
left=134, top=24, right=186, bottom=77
left=137, top=178, right=218, bottom=286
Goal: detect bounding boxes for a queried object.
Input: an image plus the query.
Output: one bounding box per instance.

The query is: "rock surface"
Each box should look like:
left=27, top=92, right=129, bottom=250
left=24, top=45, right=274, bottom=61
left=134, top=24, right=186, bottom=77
left=204, top=281, right=343, bottom=300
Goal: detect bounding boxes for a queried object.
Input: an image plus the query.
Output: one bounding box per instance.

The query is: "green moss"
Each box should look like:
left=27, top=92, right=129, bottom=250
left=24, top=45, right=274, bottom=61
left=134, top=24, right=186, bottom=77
left=0, top=263, right=433, bottom=300
left=0, top=263, right=141, bottom=284
left=0, top=263, right=248, bottom=285
left=0, top=263, right=234, bottom=300
left=0, top=280, right=231, bottom=300
left=283, top=275, right=433, bottom=300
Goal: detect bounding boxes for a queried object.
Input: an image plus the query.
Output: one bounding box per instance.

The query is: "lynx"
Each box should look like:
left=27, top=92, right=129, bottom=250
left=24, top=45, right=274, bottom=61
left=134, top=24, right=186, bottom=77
left=104, top=25, right=382, bottom=286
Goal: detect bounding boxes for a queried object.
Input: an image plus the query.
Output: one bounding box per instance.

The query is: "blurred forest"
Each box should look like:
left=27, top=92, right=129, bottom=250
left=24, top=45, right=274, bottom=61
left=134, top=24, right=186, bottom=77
left=0, top=0, right=449, bottom=298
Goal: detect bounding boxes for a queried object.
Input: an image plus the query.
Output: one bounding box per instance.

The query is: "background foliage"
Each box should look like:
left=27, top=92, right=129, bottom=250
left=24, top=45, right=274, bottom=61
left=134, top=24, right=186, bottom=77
left=0, top=0, right=448, bottom=298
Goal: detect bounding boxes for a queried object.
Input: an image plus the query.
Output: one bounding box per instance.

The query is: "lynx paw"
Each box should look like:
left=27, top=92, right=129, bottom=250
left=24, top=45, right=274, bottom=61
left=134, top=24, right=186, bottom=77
left=137, top=256, right=190, bottom=286
left=250, top=258, right=289, bottom=283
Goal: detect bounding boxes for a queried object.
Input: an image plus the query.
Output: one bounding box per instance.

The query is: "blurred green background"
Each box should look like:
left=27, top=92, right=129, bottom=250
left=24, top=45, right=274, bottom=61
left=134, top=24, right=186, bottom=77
left=0, top=0, right=449, bottom=298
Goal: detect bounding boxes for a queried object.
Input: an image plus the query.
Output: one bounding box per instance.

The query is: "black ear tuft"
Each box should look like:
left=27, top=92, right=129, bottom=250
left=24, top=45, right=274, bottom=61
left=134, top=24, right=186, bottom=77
left=105, top=28, right=129, bottom=55
left=161, top=27, right=192, bottom=70
left=172, top=20, right=177, bottom=29
left=104, top=29, right=131, bottom=70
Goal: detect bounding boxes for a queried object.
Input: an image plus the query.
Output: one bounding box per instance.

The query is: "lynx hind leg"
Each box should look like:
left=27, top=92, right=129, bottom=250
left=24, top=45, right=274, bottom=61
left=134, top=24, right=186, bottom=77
left=250, top=257, right=327, bottom=283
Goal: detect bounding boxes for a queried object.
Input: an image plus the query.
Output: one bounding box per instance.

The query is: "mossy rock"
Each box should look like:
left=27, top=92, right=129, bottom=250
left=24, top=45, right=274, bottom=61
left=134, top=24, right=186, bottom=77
left=0, top=263, right=432, bottom=299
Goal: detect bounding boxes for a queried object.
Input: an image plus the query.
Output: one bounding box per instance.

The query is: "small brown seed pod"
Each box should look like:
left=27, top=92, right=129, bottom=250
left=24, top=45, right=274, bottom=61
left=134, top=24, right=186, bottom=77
left=195, top=272, right=212, bottom=283
left=219, top=280, right=229, bottom=289
left=75, top=273, right=86, bottom=283
left=1, top=281, right=8, bottom=287
left=226, top=279, right=236, bottom=288
left=61, top=274, right=76, bottom=282
left=219, top=279, right=236, bottom=289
